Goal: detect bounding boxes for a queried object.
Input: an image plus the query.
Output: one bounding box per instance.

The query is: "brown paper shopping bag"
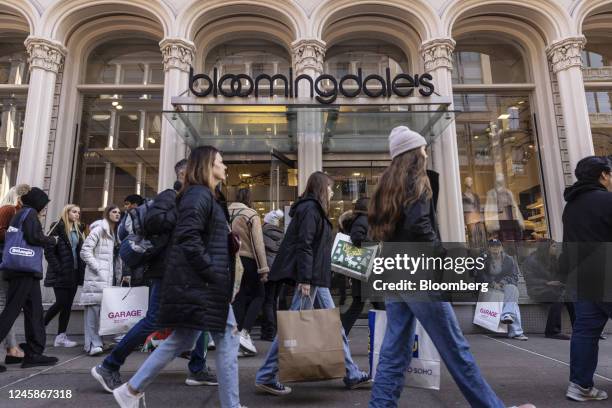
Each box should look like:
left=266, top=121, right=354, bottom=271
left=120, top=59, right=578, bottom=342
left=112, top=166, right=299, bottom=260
left=277, top=306, right=345, bottom=382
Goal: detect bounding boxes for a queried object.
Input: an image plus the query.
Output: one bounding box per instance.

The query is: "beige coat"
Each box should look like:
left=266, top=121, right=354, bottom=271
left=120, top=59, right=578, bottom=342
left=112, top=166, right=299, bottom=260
left=228, top=202, right=269, bottom=274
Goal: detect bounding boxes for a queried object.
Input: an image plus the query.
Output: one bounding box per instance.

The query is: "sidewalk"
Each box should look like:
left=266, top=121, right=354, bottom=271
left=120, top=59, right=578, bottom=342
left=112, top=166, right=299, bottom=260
left=1, top=327, right=611, bottom=407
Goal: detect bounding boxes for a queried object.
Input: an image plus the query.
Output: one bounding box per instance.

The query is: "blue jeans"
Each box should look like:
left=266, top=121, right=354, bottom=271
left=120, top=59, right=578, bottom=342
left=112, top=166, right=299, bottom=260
left=256, top=286, right=365, bottom=385
left=570, top=301, right=612, bottom=388
left=369, top=300, right=504, bottom=408
left=501, top=284, right=524, bottom=337
left=103, top=279, right=207, bottom=374
left=188, top=331, right=209, bottom=374
left=129, top=306, right=240, bottom=408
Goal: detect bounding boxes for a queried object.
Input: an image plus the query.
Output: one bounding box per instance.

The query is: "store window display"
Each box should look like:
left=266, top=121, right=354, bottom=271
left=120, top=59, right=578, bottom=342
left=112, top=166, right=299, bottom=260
left=462, top=176, right=486, bottom=248
left=484, top=173, right=525, bottom=241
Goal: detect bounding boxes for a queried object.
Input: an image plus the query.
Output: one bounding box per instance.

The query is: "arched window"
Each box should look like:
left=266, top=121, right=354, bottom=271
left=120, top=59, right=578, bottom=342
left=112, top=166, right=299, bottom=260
left=582, top=21, right=612, bottom=156
left=0, top=32, right=28, bottom=198
left=73, top=38, right=163, bottom=222
left=325, top=40, right=408, bottom=78
left=453, top=36, right=547, bottom=245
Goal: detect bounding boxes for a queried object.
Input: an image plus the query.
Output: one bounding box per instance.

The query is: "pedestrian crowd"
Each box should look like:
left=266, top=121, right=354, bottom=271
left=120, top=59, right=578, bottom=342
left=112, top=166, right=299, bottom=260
left=0, top=125, right=610, bottom=408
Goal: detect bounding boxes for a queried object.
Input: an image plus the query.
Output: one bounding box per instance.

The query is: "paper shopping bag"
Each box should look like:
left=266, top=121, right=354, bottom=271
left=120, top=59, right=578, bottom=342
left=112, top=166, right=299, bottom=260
left=473, top=289, right=508, bottom=333
left=277, top=307, right=345, bottom=382
left=99, top=286, right=149, bottom=335
left=368, top=310, right=441, bottom=390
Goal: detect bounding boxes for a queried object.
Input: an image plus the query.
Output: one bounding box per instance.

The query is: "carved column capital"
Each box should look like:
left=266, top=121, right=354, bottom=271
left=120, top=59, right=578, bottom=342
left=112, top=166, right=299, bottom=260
left=25, top=37, right=67, bottom=74
left=291, top=39, right=326, bottom=76
left=546, top=36, right=586, bottom=74
left=421, top=38, right=456, bottom=72
left=160, top=38, right=196, bottom=72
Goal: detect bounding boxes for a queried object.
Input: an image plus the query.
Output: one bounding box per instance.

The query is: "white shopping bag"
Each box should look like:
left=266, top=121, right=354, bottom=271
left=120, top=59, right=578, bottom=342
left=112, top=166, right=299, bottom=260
left=473, top=289, right=507, bottom=333
left=99, top=286, right=149, bottom=335
left=368, top=310, right=441, bottom=390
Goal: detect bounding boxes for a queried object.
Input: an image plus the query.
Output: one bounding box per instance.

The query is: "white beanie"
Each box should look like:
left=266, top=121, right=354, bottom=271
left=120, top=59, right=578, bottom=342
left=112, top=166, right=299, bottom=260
left=264, top=209, right=284, bottom=226
left=388, top=126, right=427, bottom=159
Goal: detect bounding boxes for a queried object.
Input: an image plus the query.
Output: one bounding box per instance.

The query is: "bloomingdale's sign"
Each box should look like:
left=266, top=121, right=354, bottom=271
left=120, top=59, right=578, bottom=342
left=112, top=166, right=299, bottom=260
left=189, top=67, right=434, bottom=104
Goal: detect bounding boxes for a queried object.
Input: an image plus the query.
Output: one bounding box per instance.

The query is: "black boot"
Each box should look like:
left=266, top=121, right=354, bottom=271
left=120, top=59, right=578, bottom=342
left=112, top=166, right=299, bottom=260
left=21, top=354, right=58, bottom=368
left=0, top=365, right=6, bottom=373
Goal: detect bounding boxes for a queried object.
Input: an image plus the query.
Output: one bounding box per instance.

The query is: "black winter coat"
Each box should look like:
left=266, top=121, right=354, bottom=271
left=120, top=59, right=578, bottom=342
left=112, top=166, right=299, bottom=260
left=4, top=206, right=57, bottom=280
left=350, top=212, right=368, bottom=247
left=158, top=185, right=233, bottom=332
left=561, top=180, right=612, bottom=300
left=44, top=220, right=85, bottom=288
left=144, top=188, right=178, bottom=280
left=270, top=195, right=333, bottom=288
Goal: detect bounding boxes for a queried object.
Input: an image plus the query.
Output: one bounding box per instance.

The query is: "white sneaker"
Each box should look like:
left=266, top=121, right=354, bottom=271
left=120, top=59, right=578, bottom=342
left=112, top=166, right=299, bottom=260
left=239, top=329, right=257, bottom=354
left=566, top=382, right=608, bottom=401
left=54, top=333, right=77, bottom=348
left=113, top=383, right=145, bottom=408
left=89, top=346, right=104, bottom=356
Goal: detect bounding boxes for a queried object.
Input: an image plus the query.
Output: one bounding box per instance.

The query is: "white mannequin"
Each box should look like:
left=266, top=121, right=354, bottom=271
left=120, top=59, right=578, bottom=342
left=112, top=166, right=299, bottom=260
left=484, top=173, right=524, bottom=233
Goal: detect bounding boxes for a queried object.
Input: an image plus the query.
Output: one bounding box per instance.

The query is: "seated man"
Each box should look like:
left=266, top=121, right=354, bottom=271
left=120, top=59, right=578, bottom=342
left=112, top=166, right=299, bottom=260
left=480, top=239, right=528, bottom=341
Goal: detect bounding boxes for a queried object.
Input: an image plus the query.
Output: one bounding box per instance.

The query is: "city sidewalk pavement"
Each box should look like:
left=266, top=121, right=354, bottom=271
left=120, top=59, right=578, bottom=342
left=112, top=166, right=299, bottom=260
left=0, top=327, right=611, bottom=408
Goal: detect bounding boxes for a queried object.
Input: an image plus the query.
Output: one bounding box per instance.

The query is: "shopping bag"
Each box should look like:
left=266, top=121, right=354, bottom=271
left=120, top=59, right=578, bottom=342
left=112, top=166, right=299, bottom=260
left=99, top=286, right=149, bottom=335
left=330, top=233, right=379, bottom=281
left=277, top=302, right=345, bottom=382
left=368, top=310, right=441, bottom=390
left=0, top=209, right=44, bottom=274
left=473, top=289, right=508, bottom=333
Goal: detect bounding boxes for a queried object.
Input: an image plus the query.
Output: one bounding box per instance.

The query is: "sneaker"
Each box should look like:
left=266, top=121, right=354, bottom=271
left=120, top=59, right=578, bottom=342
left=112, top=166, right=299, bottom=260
left=501, top=314, right=514, bottom=324
left=511, top=334, right=529, bottom=341
left=21, top=354, right=58, bottom=368
left=507, top=404, right=536, bottom=408
left=208, top=337, right=216, bottom=350
left=239, top=330, right=257, bottom=354
left=91, top=365, right=123, bottom=393
left=185, top=367, right=219, bottom=386
left=238, top=346, right=256, bottom=358
left=113, top=383, right=145, bottom=408
left=54, top=333, right=77, bottom=348
left=89, top=346, right=104, bottom=356
left=255, top=382, right=292, bottom=396
left=566, top=382, right=608, bottom=402
left=545, top=333, right=571, bottom=340
left=344, top=373, right=373, bottom=390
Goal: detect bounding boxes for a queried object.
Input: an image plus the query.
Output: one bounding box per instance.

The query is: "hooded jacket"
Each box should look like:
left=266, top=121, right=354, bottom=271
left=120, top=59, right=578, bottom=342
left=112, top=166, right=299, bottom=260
left=561, top=179, right=612, bottom=300
left=79, top=219, right=122, bottom=305
left=143, top=187, right=179, bottom=280
left=262, top=223, right=284, bottom=267
left=44, top=219, right=86, bottom=288
left=3, top=188, right=56, bottom=280
left=269, top=194, right=333, bottom=288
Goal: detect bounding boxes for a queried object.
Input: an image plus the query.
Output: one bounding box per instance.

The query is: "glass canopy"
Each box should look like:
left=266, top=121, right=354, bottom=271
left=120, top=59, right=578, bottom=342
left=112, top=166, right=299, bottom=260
left=163, top=100, right=455, bottom=153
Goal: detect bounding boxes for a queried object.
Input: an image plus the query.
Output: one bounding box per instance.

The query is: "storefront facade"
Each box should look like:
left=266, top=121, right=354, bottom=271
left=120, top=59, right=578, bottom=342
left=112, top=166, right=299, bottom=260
left=1, top=0, right=611, bottom=247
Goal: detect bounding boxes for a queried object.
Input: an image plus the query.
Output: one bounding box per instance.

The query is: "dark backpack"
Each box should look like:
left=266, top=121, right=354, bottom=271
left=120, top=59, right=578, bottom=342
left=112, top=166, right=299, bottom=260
left=119, top=200, right=159, bottom=268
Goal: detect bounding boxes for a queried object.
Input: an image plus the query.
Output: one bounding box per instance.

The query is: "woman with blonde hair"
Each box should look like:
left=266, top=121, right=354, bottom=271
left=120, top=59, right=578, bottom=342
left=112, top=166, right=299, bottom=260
left=44, top=204, right=87, bottom=348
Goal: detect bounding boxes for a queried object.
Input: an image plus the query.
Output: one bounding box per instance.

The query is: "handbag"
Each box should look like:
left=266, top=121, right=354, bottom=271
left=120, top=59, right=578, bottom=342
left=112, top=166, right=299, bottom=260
left=0, top=208, right=44, bottom=274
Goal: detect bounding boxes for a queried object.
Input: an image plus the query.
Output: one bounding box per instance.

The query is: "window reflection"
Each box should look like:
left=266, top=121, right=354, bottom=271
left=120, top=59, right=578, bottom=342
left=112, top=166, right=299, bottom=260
left=0, top=35, right=29, bottom=85
left=0, top=94, right=26, bottom=199
left=452, top=39, right=527, bottom=84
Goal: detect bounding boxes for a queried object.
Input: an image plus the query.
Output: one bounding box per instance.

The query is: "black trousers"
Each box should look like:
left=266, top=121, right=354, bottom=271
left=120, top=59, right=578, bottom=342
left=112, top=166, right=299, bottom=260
left=44, top=286, right=78, bottom=335
left=340, top=278, right=385, bottom=335
left=261, top=280, right=280, bottom=339
left=545, top=302, right=576, bottom=336
left=233, top=257, right=265, bottom=332
left=0, top=276, right=47, bottom=355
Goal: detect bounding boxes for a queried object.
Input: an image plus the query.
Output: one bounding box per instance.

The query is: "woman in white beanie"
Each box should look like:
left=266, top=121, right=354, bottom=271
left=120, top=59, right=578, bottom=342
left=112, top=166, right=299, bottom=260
left=368, top=126, right=534, bottom=408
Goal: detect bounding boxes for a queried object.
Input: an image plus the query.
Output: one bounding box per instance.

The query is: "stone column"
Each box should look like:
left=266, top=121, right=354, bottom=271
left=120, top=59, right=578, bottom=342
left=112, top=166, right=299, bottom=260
left=291, top=39, right=326, bottom=193
left=421, top=38, right=465, bottom=242
left=158, top=38, right=195, bottom=190
left=546, top=36, right=593, bottom=180
left=16, top=37, right=66, bottom=188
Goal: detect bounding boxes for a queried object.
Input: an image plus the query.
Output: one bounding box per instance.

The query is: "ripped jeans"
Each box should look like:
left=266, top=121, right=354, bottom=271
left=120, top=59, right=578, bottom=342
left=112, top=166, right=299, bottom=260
left=129, top=306, right=241, bottom=408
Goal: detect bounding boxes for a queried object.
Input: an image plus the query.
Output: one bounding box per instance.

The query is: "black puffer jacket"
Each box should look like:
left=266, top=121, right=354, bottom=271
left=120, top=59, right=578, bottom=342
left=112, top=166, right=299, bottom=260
left=158, top=185, right=233, bottom=332
left=143, top=188, right=178, bottom=280
left=350, top=212, right=368, bottom=247
left=44, top=220, right=85, bottom=288
left=262, top=223, right=284, bottom=267
left=270, top=195, right=333, bottom=288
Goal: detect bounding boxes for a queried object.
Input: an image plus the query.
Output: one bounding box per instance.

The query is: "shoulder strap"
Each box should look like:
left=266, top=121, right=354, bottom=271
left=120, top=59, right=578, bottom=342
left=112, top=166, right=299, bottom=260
left=16, top=208, right=32, bottom=228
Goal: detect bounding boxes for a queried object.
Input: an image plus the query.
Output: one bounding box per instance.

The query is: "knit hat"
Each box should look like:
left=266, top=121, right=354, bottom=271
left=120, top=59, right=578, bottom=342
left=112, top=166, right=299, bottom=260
left=264, top=209, right=284, bottom=226
left=388, top=126, right=427, bottom=159
left=20, top=187, right=50, bottom=212
left=574, top=156, right=612, bottom=182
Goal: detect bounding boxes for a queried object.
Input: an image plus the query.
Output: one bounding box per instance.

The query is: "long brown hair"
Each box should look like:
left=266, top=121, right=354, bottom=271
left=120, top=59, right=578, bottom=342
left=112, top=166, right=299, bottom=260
left=303, top=171, right=334, bottom=215
left=369, top=147, right=431, bottom=241
left=183, top=146, right=220, bottom=192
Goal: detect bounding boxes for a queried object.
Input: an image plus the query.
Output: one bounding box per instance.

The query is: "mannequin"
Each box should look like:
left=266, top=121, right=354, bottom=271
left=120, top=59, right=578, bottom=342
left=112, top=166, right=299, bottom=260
left=484, top=173, right=524, bottom=241
left=462, top=177, right=486, bottom=248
